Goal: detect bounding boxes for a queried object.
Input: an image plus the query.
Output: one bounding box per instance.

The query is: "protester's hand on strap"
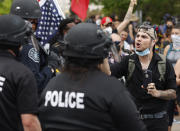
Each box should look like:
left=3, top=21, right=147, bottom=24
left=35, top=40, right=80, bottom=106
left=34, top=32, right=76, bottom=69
left=146, top=83, right=160, bottom=97
left=141, top=83, right=161, bottom=97
left=48, top=51, right=60, bottom=73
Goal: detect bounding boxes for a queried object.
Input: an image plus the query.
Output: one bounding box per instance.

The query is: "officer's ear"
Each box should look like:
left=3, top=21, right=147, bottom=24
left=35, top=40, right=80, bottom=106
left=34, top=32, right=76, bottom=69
left=98, top=58, right=111, bottom=76
left=19, top=46, right=23, bottom=51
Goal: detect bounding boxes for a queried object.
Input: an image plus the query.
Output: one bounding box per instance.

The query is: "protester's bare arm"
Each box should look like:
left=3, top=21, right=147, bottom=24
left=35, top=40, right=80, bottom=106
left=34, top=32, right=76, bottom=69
left=21, top=114, right=42, bottom=131
left=117, top=0, right=137, bottom=34
left=174, top=59, right=180, bottom=86
left=146, top=83, right=176, bottom=100
left=163, top=45, right=170, bottom=56
left=155, top=89, right=176, bottom=100
left=128, top=24, right=135, bottom=40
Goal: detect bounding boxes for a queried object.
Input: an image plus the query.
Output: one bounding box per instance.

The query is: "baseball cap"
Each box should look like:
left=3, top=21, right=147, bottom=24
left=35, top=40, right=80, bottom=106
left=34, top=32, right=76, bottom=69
left=101, top=17, right=112, bottom=26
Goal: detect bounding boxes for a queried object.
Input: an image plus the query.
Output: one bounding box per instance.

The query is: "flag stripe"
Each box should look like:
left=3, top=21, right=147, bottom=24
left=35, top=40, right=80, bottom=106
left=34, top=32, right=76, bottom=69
left=53, top=0, right=65, bottom=19
left=35, top=0, right=64, bottom=46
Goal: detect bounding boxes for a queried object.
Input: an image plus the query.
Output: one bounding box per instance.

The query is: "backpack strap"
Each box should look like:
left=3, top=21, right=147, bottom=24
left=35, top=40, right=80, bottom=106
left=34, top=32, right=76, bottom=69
left=158, top=54, right=166, bottom=82
left=127, top=59, right=135, bottom=81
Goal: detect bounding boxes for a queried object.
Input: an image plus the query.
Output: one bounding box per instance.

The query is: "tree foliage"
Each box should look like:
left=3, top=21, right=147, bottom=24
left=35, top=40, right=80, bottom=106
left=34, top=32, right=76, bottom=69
left=0, top=0, right=13, bottom=15
left=91, top=0, right=180, bottom=24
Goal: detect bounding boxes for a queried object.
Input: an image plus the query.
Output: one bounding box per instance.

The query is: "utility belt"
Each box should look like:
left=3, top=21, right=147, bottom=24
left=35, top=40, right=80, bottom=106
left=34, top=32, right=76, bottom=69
left=140, top=111, right=167, bottom=120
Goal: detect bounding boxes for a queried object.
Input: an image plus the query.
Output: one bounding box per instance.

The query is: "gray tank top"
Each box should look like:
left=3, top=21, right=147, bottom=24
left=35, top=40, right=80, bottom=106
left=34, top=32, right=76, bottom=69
left=167, top=44, right=180, bottom=67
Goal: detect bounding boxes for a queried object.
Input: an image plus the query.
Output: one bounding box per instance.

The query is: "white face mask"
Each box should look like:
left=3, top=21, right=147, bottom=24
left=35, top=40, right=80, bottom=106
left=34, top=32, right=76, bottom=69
left=96, top=19, right=101, bottom=26
left=103, top=27, right=112, bottom=35
left=134, top=48, right=150, bottom=56
left=171, top=35, right=180, bottom=48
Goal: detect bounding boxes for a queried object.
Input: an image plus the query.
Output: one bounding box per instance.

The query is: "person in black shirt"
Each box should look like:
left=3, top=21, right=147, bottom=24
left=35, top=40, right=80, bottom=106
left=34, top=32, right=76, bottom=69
left=0, top=15, right=41, bottom=131
left=111, top=24, right=177, bottom=131
left=39, top=23, right=146, bottom=131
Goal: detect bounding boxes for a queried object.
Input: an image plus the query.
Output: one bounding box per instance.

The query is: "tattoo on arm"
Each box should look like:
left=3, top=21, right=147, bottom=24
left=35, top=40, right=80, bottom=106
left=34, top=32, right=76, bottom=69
left=117, top=1, right=135, bottom=33
left=124, top=3, right=134, bottom=21
left=158, top=89, right=176, bottom=100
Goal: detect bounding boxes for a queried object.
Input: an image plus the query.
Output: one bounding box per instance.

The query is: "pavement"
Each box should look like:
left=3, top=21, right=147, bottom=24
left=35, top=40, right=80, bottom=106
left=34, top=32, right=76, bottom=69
left=172, top=115, right=180, bottom=131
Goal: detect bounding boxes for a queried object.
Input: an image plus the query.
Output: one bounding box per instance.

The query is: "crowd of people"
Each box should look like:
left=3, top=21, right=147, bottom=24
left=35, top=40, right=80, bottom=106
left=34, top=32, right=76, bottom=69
left=0, top=0, right=180, bottom=131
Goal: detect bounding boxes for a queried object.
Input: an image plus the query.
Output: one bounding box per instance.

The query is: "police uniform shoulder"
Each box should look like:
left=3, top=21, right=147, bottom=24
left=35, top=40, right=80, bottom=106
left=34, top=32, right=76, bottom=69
left=42, top=73, right=65, bottom=89
left=12, top=59, right=35, bottom=76
left=98, top=72, right=126, bottom=92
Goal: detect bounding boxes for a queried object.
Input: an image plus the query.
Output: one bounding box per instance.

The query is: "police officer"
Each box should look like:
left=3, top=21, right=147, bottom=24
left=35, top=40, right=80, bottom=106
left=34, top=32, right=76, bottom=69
left=39, top=23, right=146, bottom=131
left=10, top=0, right=57, bottom=94
left=48, top=18, right=76, bottom=72
left=110, top=24, right=177, bottom=131
left=0, top=15, right=41, bottom=131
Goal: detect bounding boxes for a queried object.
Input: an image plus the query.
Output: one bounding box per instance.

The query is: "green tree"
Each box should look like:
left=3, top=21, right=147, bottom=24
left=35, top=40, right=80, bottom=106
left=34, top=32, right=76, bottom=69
left=91, top=0, right=180, bottom=24
left=140, top=0, right=180, bottom=24
left=0, top=0, right=13, bottom=15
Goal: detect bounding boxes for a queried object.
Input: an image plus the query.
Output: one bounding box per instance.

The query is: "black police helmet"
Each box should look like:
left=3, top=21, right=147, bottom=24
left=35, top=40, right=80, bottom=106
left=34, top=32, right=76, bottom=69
left=10, top=0, right=41, bottom=19
left=63, top=23, right=112, bottom=59
left=0, top=14, right=32, bottom=47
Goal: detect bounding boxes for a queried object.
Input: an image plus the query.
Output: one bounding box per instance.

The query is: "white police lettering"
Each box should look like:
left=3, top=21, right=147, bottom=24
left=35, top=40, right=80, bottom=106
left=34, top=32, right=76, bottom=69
left=44, top=91, right=85, bottom=109
left=28, top=48, right=40, bottom=63
left=68, top=92, right=76, bottom=108
left=65, top=91, right=69, bottom=108
left=58, top=91, right=65, bottom=107
left=76, top=93, right=85, bottom=109
left=0, top=76, right=6, bottom=92
left=51, top=91, right=58, bottom=107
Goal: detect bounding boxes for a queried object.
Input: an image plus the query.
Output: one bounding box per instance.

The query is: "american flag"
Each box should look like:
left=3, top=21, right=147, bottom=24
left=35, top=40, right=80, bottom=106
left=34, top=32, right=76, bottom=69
left=35, top=0, right=65, bottom=46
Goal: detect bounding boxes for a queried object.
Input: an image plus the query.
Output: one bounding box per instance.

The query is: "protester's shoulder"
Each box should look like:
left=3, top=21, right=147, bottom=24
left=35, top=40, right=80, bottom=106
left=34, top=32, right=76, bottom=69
left=129, top=53, right=137, bottom=58
left=122, top=54, right=136, bottom=63
left=156, top=53, right=169, bottom=63
left=114, top=54, right=132, bottom=64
